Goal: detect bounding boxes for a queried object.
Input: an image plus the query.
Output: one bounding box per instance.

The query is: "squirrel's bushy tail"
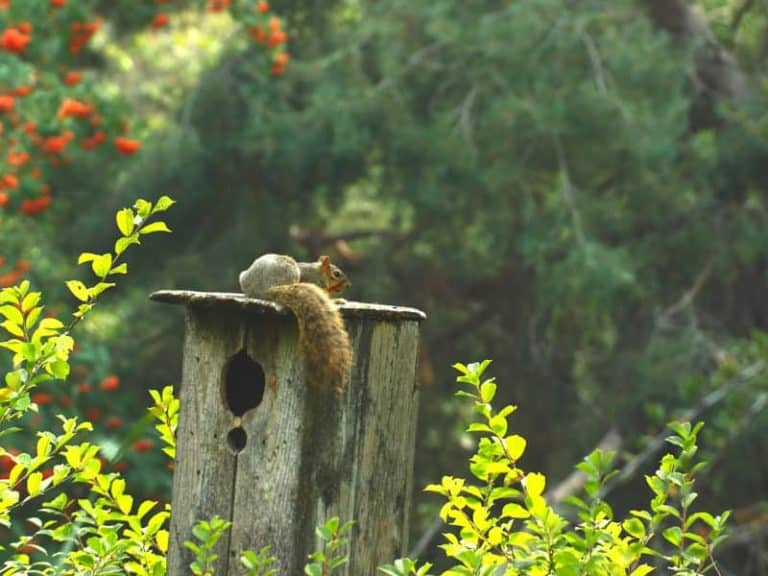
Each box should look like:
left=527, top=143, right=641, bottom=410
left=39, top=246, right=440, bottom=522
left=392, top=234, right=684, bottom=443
left=265, top=283, right=352, bottom=394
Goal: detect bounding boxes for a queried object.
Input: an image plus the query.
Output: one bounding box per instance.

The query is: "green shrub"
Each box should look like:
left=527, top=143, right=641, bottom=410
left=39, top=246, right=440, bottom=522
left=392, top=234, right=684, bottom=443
left=383, top=361, right=729, bottom=576
left=0, top=197, right=174, bottom=575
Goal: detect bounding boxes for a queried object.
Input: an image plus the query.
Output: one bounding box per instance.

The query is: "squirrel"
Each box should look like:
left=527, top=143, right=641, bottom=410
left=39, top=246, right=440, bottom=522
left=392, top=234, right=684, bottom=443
left=238, top=254, right=352, bottom=394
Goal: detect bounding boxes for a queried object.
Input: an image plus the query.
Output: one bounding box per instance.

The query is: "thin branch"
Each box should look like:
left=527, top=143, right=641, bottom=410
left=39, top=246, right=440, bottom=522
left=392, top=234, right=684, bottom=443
left=452, top=87, right=478, bottom=151
left=374, top=42, right=442, bottom=94
left=656, top=259, right=714, bottom=327
left=598, top=361, right=764, bottom=499
left=408, top=515, right=445, bottom=560
left=553, top=135, right=588, bottom=254
left=581, top=32, right=607, bottom=94
left=730, top=0, right=756, bottom=34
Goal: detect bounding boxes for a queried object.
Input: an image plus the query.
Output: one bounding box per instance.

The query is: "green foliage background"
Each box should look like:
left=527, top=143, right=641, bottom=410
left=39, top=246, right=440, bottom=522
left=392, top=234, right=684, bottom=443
left=3, top=0, right=768, bottom=572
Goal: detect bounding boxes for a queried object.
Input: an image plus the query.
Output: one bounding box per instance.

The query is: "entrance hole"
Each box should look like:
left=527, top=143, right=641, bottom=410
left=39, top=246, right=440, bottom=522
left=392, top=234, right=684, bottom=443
left=223, top=349, right=265, bottom=416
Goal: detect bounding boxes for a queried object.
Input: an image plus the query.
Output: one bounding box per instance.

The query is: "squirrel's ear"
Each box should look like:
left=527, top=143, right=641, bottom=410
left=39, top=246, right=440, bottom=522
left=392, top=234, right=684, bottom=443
left=319, top=255, right=331, bottom=269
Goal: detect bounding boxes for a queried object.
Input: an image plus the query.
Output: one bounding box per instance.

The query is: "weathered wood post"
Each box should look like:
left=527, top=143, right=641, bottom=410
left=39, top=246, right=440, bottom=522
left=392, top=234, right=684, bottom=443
left=150, top=290, right=425, bottom=575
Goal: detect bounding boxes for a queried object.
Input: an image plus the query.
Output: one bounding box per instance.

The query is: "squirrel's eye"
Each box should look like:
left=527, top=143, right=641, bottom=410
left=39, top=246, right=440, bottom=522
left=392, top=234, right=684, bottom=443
left=332, top=270, right=341, bottom=279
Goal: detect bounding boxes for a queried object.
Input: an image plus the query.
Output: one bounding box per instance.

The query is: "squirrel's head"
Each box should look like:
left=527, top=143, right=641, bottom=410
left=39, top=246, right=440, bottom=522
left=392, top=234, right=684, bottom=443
left=319, top=255, right=351, bottom=295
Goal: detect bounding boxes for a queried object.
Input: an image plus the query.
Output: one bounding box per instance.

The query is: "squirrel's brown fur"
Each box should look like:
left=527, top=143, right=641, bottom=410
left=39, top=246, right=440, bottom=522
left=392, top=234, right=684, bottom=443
left=265, top=282, right=352, bottom=394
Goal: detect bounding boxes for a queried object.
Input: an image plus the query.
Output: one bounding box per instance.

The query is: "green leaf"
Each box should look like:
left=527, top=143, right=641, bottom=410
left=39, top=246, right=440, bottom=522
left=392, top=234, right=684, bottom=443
left=73, top=303, right=93, bottom=319
left=0, top=305, right=23, bottom=325
left=91, top=254, right=113, bottom=278
left=1, top=320, right=24, bottom=338
left=77, top=252, right=100, bottom=264
left=114, top=235, right=140, bottom=257
left=0, top=339, right=23, bottom=354
left=39, top=317, right=64, bottom=331
left=662, top=526, right=682, bottom=547
left=24, top=306, right=42, bottom=331
left=88, top=282, right=116, bottom=298
left=523, top=472, right=546, bottom=498
left=64, top=446, right=81, bottom=468
left=66, top=280, right=89, bottom=303
left=467, top=423, right=492, bottom=433
left=505, top=435, right=526, bottom=460
left=152, top=195, right=176, bottom=213
left=110, top=263, right=128, bottom=275
left=480, top=381, right=496, bottom=403
left=20, top=292, right=40, bottom=313
left=156, top=530, right=169, bottom=553
left=140, top=221, right=172, bottom=235
left=134, top=199, right=153, bottom=217
left=501, top=502, right=530, bottom=519
left=27, top=472, right=43, bottom=496
left=626, top=562, right=654, bottom=576
left=489, top=415, right=507, bottom=437
left=0, top=290, right=17, bottom=305
left=623, top=517, right=646, bottom=540
left=116, top=494, right=134, bottom=515
left=116, top=208, right=136, bottom=236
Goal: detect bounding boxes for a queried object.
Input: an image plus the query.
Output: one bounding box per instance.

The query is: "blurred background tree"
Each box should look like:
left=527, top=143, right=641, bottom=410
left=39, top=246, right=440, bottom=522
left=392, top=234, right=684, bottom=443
left=2, top=0, right=768, bottom=572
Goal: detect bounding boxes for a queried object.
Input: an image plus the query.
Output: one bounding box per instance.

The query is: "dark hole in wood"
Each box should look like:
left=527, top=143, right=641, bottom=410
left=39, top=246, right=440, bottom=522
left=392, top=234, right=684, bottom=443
left=227, top=427, right=247, bottom=453
left=223, top=349, right=265, bottom=416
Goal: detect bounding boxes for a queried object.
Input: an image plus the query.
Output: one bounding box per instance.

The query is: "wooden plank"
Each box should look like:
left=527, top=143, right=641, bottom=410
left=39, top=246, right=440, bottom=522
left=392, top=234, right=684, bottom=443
left=343, top=320, right=421, bottom=572
left=167, top=309, right=244, bottom=576
left=227, top=314, right=310, bottom=575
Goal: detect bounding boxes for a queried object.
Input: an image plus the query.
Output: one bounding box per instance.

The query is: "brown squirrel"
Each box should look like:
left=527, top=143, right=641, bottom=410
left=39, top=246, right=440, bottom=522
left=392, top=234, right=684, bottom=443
left=238, top=254, right=352, bottom=393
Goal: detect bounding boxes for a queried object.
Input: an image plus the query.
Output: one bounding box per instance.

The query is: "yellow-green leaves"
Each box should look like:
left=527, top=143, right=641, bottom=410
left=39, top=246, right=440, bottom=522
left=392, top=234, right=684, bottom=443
left=78, top=252, right=113, bottom=277
left=0, top=196, right=176, bottom=576
left=116, top=207, right=136, bottom=236
left=522, top=472, right=546, bottom=498
left=66, top=280, right=89, bottom=302
left=26, top=472, right=42, bottom=497
left=140, top=222, right=171, bottom=235
left=70, top=196, right=175, bottom=318
left=424, top=362, right=730, bottom=575
left=505, top=435, right=526, bottom=461
left=149, top=386, right=179, bottom=460
left=156, top=530, right=169, bottom=554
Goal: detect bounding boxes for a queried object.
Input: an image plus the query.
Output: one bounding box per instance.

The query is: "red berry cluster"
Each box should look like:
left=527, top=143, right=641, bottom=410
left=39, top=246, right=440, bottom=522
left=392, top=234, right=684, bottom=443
left=0, top=1, right=142, bottom=218
left=0, top=255, right=30, bottom=287
left=150, top=0, right=290, bottom=76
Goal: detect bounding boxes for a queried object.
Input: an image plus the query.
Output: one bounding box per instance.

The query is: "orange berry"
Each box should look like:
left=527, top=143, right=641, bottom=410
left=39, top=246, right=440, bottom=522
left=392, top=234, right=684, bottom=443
left=63, top=71, right=82, bottom=85
left=100, top=375, right=120, bottom=391
left=31, top=392, right=53, bottom=405
left=1, top=28, right=30, bottom=53
left=0, top=94, right=14, bottom=113
left=114, top=137, right=141, bottom=155
left=132, top=439, right=154, bottom=453
left=2, top=174, right=19, bottom=188
left=57, top=98, right=93, bottom=119
left=105, top=416, right=123, bottom=430
left=152, top=13, right=170, bottom=29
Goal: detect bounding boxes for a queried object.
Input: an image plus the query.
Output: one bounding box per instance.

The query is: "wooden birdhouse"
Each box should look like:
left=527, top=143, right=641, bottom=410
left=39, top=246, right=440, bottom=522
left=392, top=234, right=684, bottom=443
left=150, top=290, right=425, bottom=575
